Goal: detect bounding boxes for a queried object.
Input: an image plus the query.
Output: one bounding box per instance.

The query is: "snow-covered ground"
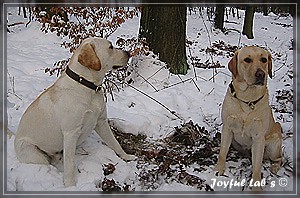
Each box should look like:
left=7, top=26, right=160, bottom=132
left=5, top=7, right=294, bottom=194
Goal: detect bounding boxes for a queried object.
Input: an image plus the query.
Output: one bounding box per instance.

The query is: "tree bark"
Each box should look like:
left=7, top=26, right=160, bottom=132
left=242, top=6, right=255, bottom=39
left=139, top=6, right=188, bottom=75
left=214, top=6, right=225, bottom=31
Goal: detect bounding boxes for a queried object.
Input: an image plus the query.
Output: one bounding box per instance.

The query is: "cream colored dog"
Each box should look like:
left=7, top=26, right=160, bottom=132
left=215, top=46, right=282, bottom=191
left=14, top=37, right=135, bottom=187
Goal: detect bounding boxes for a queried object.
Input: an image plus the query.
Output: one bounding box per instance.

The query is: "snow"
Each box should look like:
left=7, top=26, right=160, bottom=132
left=5, top=7, right=294, bottom=194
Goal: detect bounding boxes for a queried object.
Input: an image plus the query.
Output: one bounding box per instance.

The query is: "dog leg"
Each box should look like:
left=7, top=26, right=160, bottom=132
left=14, top=137, right=51, bottom=165
left=265, top=122, right=282, bottom=174
left=215, top=125, right=233, bottom=175
left=95, top=108, right=135, bottom=161
left=63, top=128, right=81, bottom=187
left=95, top=119, right=136, bottom=161
left=251, top=137, right=265, bottom=191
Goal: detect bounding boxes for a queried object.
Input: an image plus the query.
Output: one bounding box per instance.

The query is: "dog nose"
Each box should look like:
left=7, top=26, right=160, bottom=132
left=255, top=69, right=265, bottom=79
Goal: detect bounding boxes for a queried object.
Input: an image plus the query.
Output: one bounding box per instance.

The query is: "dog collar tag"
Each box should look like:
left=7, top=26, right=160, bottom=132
left=249, top=102, right=255, bottom=110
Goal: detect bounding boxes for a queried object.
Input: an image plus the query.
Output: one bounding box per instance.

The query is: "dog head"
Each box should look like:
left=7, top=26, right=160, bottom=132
left=228, top=46, right=272, bottom=87
left=76, top=37, right=130, bottom=73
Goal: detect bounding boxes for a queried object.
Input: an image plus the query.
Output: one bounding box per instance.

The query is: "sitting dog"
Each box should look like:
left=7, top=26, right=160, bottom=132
left=14, top=37, right=135, bottom=187
left=215, top=46, right=282, bottom=191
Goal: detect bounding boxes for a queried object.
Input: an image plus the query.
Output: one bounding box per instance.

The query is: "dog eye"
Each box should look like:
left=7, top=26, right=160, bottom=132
left=261, top=57, right=267, bottom=63
left=244, top=58, right=252, bottom=63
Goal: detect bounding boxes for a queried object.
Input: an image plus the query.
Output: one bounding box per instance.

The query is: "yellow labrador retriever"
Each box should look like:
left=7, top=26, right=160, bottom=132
left=14, top=37, right=135, bottom=187
left=215, top=46, right=282, bottom=191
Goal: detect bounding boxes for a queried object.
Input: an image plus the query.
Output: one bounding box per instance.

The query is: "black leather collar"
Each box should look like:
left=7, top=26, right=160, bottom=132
left=229, top=81, right=264, bottom=110
left=65, top=66, right=102, bottom=92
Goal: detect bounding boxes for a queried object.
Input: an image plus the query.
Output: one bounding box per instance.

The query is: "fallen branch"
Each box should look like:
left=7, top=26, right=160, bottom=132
left=199, top=9, right=217, bottom=83
left=128, top=64, right=159, bottom=92
left=7, top=22, right=25, bottom=27
left=126, top=83, right=184, bottom=121
left=158, top=77, right=193, bottom=91
left=187, top=44, right=198, bottom=80
left=145, top=65, right=166, bottom=82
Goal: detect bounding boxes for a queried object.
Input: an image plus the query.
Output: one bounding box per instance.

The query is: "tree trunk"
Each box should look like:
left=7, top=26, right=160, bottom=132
left=242, top=6, right=255, bottom=39
left=214, top=6, right=225, bottom=31
left=139, top=7, right=188, bottom=75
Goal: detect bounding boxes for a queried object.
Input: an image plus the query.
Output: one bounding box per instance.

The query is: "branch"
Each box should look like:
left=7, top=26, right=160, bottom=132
left=126, top=83, right=184, bottom=121
left=199, top=9, right=217, bottom=83
left=187, top=44, right=198, bottom=80
left=128, top=64, right=159, bottom=92
left=7, top=22, right=25, bottom=27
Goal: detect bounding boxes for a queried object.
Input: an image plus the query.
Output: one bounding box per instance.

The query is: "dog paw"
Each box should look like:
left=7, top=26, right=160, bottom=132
left=270, top=162, right=281, bottom=174
left=121, top=154, right=136, bottom=162
left=64, top=179, right=76, bottom=187
left=251, top=186, right=262, bottom=192
left=215, top=163, right=225, bottom=175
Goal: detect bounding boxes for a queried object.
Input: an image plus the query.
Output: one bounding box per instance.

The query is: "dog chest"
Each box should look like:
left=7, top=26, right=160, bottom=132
left=76, top=98, right=104, bottom=145
left=227, top=113, right=264, bottom=148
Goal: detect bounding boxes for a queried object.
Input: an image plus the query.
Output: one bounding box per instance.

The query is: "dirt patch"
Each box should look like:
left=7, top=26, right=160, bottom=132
left=96, top=120, right=293, bottom=192
left=107, top=120, right=223, bottom=191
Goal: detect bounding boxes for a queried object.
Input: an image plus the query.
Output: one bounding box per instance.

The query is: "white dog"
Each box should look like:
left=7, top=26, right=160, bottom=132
left=215, top=46, right=282, bottom=191
left=14, top=37, right=135, bottom=187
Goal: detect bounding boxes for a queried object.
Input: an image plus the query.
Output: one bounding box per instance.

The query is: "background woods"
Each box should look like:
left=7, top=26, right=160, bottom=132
left=7, top=6, right=295, bottom=76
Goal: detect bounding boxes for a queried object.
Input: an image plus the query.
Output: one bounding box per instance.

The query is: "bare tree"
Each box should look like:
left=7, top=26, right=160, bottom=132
left=242, top=6, right=255, bottom=39
left=214, top=6, right=225, bottom=32
left=139, top=7, right=188, bottom=75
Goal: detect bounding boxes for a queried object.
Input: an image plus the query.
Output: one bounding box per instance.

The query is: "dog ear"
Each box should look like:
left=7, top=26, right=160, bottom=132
left=228, top=50, right=238, bottom=78
left=78, top=43, right=102, bottom=71
left=267, top=51, right=273, bottom=79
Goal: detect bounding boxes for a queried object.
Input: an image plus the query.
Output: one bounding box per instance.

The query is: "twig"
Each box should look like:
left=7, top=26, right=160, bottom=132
left=224, top=28, right=241, bottom=33
left=187, top=45, right=198, bottom=80
left=25, top=8, right=32, bottom=27
left=7, top=72, right=23, bottom=101
left=7, top=22, right=25, bottom=27
left=158, top=77, right=193, bottom=91
left=208, top=70, right=220, bottom=81
left=218, top=71, right=231, bottom=78
left=176, top=74, right=184, bottom=83
left=274, top=53, right=288, bottom=74
left=238, top=27, right=242, bottom=47
left=199, top=9, right=216, bottom=83
left=126, top=83, right=183, bottom=121
left=207, top=88, right=215, bottom=96
left=145, top=65, right=166, bottom=81
left=128, top=64, right=158, bottom=92
left=194, top=75, right=209, bottom=82
left=191, top=79, right=201, bottom=92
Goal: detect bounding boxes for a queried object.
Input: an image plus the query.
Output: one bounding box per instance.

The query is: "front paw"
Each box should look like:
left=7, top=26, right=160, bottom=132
left=251, top=186, right=262, bottom=192
left=121, top=154, right=136, bottom=162
left=215, top=162, right=225, bottom=175
left=64, top=179, right=76, bottom=187
left=270, top=162, right=281, bottom=174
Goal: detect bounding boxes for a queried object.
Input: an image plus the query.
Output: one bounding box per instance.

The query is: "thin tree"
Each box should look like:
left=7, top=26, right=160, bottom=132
left=139, top=6, right=188, bottom=75
left=242, top=6, right=255, bottom=39
left=214, top=6, right=225, bottom=32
